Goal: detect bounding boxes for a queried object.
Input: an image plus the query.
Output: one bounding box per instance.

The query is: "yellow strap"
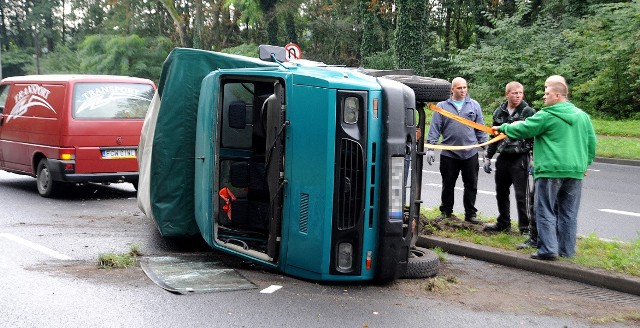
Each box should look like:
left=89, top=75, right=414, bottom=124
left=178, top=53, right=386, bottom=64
left=425, top=134, right=506, bottom=150
left=425, top=103, right=506, bottom=150
left=428, top=103, right=499, bottom=135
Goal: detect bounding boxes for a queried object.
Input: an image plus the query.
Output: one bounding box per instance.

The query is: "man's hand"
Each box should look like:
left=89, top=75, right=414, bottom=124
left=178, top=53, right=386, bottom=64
left=491, top=126, right=501, bottom=136
left=483, top=160, right=492, bottom=174
left=426, top=149, right=435, bottom=165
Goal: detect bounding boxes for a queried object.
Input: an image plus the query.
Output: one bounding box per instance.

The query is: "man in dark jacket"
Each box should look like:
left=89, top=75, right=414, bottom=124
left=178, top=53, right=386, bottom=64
left=483, top=82, right=537, bottom=247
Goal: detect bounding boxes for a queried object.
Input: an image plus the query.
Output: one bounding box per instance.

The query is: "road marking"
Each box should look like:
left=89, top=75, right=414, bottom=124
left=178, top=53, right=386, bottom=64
left=423, top=170, right=439, bottom=174
left=260, top=285, right=282, bottom=293
left=599, top=209, right=640, bottom=217
left=0, top=233, right=73, bottom=260
left=423, top=183, right=496, bottom=196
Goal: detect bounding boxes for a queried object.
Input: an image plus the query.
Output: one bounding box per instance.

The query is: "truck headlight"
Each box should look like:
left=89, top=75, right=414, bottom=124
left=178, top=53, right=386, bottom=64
left=343, top=96, right=359, bottom=124
left=337, top=242, right=353, bottom=271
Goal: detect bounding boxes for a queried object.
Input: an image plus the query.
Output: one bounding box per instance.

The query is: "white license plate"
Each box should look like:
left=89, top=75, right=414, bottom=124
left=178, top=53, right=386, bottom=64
left=102, top=148, right=136, bottom=159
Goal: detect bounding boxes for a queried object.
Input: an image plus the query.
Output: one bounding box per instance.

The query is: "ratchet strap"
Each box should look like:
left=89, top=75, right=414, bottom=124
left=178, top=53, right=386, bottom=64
left=425, top=103, right=506, bottom=150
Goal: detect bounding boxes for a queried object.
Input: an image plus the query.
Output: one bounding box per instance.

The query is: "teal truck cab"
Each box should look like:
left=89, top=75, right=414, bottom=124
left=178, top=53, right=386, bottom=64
left=138, top=46, right=450, bottom=283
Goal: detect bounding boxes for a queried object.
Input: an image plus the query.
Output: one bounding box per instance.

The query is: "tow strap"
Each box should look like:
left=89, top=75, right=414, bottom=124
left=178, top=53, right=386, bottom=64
left=425, top=103, right=506, bottom=150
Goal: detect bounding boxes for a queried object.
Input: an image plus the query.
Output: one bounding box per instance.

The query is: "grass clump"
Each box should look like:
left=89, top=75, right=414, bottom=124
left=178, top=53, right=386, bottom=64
left=425, top=275, right=458, bottom=293
left=97, top=244, right=142, bottom=269
left=589, top=311, right=640, bottom=324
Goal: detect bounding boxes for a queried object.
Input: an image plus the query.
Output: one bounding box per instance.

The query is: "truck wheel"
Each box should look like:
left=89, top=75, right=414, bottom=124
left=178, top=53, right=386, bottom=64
left=401, top=246, right=440, bottom=279
left=381, top=75, right=451, bottom=103
left=36, top=159, right=59, bottom=198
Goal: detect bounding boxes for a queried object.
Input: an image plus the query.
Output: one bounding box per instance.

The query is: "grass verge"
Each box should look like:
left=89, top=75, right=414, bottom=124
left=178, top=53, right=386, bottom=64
left=420, top=207, right=640, bottom=277
left=596, top=136, right=640, bottom=160
left=97, top=244, right=142, bottom=269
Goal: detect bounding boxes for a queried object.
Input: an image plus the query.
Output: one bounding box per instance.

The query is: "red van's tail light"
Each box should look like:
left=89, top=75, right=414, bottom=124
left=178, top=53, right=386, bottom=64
left=59, top=149, right=76, bottom=160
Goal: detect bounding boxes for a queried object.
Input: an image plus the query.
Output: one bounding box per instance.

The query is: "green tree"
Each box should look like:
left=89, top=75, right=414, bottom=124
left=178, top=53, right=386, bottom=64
left=453, top=1, right=572, bottom=110
left=564, top=0, right=640, bottom=119
left=394, top=0, right=426, bottom=73
left=77, top=34, right=172, bottom=81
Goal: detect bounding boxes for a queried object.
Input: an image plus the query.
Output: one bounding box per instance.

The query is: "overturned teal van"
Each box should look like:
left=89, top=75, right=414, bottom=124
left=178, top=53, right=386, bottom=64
left=138, top=46, right=450, bottom=283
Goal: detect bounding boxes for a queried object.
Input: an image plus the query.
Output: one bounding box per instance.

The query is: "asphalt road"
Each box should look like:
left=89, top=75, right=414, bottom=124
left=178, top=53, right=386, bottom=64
left=2, top=170, right=640, bottom=327
left=421, top=157, right=640, bottom=242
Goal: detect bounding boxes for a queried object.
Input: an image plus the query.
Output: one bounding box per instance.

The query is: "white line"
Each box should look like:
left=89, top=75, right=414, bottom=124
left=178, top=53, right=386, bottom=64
left=422, top=170, right=440, bottom=174
left=599, top=209, right=640, bottom=217
left=260, top=285, right=282, bottom=294
left=0, top=233, right=73, bottom=260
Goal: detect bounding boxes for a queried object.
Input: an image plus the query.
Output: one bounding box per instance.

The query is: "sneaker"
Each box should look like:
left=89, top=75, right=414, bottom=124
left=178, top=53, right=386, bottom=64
left=483, top=224, right=510, bottom=233
left=530, top=251, right=557, bottom=261
left=464, top=215, right=482, bottom=225
left=516, top=238, right=537, bottom=249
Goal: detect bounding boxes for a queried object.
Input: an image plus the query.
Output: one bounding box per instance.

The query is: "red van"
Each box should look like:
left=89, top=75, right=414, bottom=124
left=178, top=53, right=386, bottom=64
left=0, top=75, right=155, bottom=197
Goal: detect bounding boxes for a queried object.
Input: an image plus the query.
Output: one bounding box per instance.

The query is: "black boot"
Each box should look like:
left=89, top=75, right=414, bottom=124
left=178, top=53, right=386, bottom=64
left=483, top=223, right=510, bottom=233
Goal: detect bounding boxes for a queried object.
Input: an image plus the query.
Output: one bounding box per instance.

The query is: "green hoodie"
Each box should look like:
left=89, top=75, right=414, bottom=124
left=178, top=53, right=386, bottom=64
left=498, top=101, right=596, bottom=180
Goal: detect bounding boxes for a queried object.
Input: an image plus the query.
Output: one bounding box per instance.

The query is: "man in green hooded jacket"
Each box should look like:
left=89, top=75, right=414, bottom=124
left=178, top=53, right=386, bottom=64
left=493, top=75, right=596, bottom=260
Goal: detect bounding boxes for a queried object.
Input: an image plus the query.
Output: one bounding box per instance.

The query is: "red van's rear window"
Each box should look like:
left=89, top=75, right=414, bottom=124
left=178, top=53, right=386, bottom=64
left=73, top=82, right=154, bottom=119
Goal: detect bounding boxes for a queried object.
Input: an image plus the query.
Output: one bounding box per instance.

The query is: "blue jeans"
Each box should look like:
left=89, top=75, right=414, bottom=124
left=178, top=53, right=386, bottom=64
left=534, top=178, right=583, bottom=258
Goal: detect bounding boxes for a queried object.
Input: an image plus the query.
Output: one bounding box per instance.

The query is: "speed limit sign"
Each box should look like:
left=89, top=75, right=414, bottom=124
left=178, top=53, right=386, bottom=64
left=284, top=43, right=302, bottom=61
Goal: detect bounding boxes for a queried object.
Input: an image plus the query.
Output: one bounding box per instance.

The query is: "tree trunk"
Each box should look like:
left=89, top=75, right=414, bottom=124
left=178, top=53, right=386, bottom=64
left=158, top=0, right=188, bottom=47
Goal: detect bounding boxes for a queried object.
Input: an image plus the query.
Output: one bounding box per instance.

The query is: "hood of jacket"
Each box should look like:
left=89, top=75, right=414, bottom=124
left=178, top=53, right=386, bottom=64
left=541, top=101, right=582, bottom=126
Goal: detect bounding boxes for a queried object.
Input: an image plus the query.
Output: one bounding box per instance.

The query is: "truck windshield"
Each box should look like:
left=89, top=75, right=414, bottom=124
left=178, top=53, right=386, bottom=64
left=73, top=82, right=154, bottom=119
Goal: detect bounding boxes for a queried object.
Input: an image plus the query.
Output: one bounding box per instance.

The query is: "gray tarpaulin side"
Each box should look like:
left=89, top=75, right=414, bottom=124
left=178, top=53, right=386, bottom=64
left=138, top=47, right=276, bottom=237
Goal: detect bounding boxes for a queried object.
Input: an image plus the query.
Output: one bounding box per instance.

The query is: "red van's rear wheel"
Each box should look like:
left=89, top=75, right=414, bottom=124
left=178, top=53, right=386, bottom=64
left=36, top=159, right=60, bottom=198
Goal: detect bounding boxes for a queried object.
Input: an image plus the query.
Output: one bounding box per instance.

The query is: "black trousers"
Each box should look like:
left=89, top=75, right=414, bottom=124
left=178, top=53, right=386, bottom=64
left=439, top=153, right=479, bottom=219
left=494, top=153, right=535, bottom=235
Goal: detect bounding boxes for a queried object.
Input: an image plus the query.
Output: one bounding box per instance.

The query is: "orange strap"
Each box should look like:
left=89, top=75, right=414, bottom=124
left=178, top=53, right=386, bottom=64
left=425, top=103, right=505, bottom=150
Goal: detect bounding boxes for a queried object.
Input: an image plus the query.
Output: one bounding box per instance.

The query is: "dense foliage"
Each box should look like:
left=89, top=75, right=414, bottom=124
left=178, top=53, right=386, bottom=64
left=0, top=0, right=638, bottom=118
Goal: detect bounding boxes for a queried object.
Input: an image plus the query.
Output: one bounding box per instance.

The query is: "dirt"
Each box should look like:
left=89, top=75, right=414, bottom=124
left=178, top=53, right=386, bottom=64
left=394, top=255, right=640, bottom=325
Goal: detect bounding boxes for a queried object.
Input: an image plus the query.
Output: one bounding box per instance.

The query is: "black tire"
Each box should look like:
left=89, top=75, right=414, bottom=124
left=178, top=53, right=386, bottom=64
left=131, top=179, right=139, bottom=191
left=36, top=159, right=60, bottom=198
left=401, top=246, right=440, bottom=279
left=381, top=75, right=451, bottom=103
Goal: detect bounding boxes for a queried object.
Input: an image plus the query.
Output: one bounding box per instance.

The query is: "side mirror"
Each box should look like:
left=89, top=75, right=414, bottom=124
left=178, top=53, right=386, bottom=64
left=259, top=45, right=286, bottom=63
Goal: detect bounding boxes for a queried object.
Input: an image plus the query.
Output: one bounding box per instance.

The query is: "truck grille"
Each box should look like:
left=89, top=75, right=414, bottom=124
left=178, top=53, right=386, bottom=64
left=336, top=139, right=364, bottom=230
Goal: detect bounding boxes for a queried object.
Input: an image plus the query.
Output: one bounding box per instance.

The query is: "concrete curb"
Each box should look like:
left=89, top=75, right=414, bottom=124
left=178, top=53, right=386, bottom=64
left=594, top=157, right=640, bottom=166
left=418, top=235, right=640, bottom=297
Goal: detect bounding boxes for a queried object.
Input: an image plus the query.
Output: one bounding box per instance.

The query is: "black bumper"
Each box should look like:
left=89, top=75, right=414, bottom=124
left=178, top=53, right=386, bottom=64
left=46, top=159, right=138, bottom=183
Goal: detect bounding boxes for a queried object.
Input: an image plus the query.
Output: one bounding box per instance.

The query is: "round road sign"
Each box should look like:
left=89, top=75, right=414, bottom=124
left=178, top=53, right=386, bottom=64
left=284, top=43, right=302, bottom=61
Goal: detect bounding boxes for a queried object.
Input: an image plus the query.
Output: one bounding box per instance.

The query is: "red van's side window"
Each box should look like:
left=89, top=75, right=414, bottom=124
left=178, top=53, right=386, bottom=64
left=73, top=83, right=154, bottom=119
left=0, top=85, right=9, bottom=111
